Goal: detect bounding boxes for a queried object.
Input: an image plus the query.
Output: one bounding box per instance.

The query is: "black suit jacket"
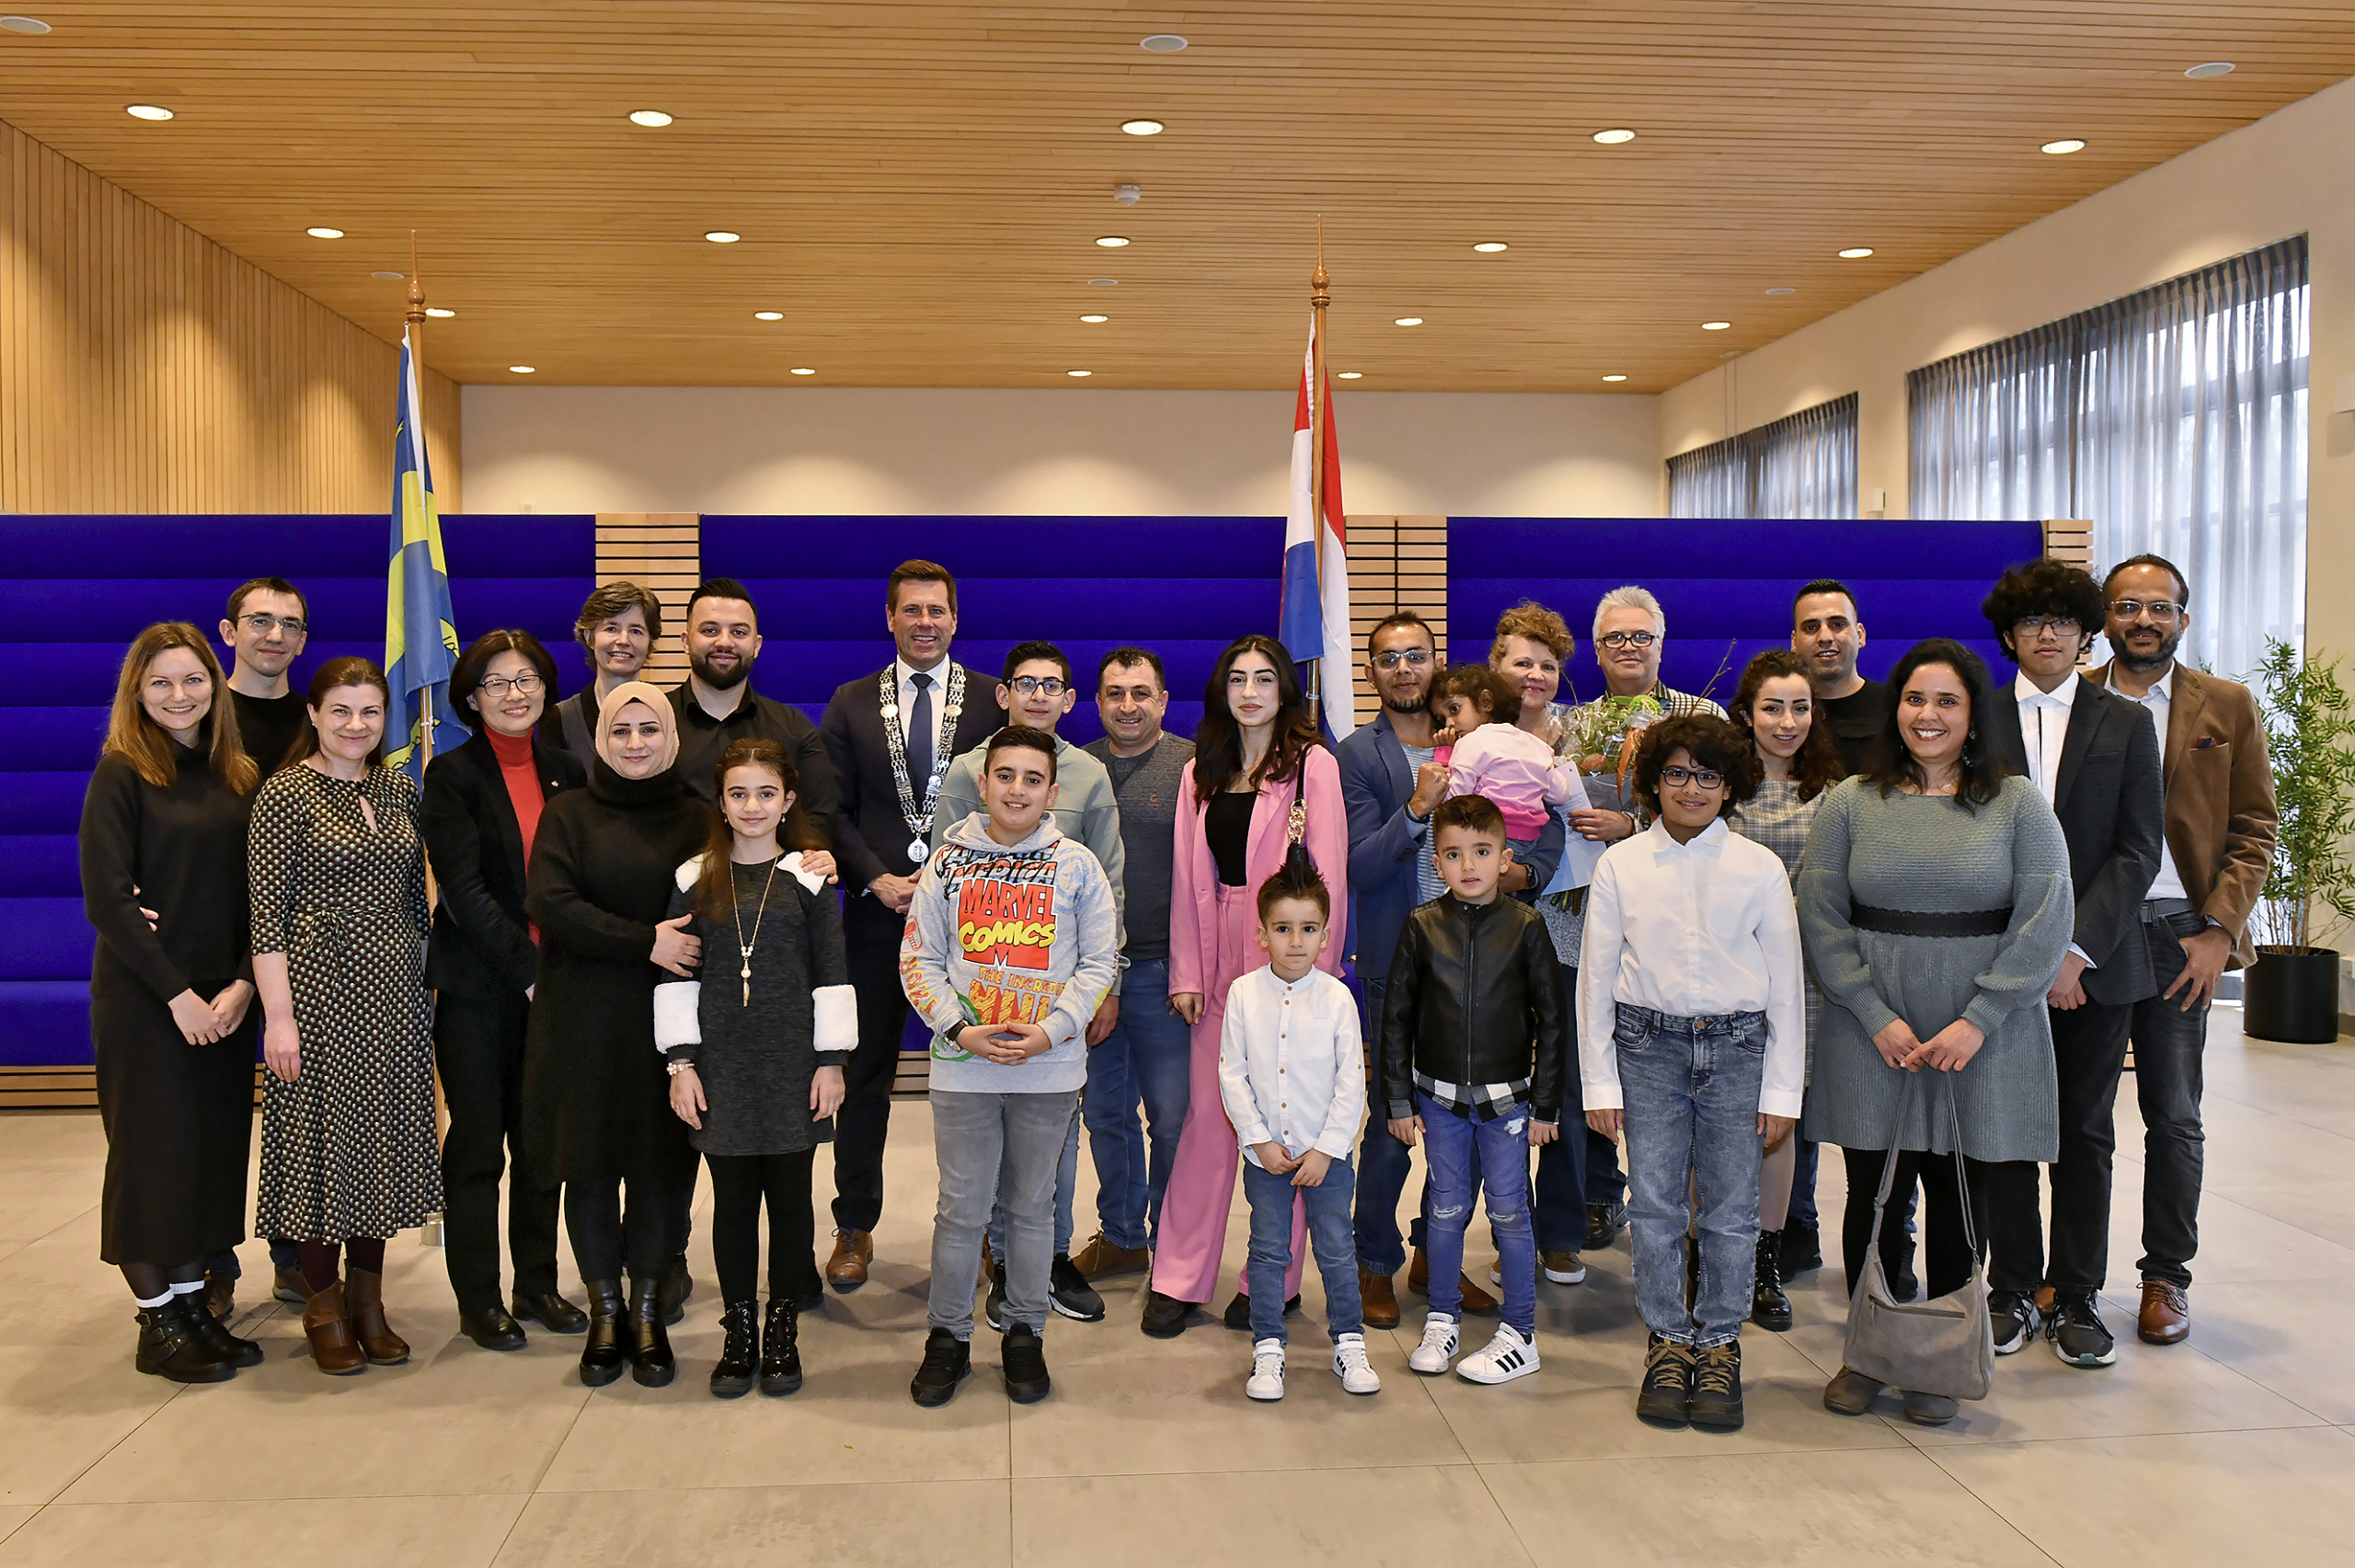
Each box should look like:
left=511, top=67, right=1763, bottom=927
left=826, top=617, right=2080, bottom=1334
left=819, top=661, right=1001, bottom=893
left=1988, top=676, right=2165, bottom=1005
left=422, top=728, right=588, bottom=999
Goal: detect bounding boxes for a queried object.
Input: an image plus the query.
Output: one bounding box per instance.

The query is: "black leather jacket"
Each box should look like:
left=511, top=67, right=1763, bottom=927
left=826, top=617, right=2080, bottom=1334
left=1378, top=895, right=1569, bottom=1123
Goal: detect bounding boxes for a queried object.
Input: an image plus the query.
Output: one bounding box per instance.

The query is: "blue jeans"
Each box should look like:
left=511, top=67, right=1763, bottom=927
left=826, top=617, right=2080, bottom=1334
left=1243, top=1155, right=1362, bottom=1344
left=1081, top=956, right=1192, bottom=1250
left=1417, top=1093, right=1536, bottom=1336
left=1786, top=1139, right=1821, bottom=1232
left=1614, top=1003, right=1765, bottom=1348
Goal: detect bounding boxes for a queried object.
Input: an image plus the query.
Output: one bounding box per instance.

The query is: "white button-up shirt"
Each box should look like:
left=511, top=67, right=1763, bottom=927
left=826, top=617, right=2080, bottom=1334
left=2108, top=665, right=2189, bottom=902
left=2014, top=670, right=2096, bottom=964
left=1576, top=818, right=1807, bottom=1118
left=1217, top=964, right=1366, bottom=1167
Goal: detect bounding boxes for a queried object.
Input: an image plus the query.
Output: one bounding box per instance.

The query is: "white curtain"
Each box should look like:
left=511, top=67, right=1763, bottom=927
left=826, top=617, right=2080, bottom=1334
left=1668, top=394, right=1857, bottom=520
left=1910, top=236, right=2308, bottom=680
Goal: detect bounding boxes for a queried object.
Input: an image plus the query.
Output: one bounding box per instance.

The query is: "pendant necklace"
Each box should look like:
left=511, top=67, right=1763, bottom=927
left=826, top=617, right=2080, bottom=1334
left=730, top=858, right=781, bottom=1007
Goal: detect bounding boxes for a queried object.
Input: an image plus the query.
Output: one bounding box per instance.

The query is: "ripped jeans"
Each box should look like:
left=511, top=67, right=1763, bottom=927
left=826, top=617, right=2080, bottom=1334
left=1416, top=1092, right=1536, bottom=1337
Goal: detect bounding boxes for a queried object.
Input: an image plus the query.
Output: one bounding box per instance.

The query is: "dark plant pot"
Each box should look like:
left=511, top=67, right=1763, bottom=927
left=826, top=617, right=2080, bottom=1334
left=2243, top=947, right=2342, bottom=1044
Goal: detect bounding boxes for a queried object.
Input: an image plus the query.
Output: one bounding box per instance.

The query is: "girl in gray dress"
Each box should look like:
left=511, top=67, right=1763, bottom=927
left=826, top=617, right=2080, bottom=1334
left=1796, top=639, right=2072, bottom=1426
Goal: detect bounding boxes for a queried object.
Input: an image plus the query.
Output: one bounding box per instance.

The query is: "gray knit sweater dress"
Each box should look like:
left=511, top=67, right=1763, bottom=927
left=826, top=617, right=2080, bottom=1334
left=1795, top=775, right=2072, bottom=1163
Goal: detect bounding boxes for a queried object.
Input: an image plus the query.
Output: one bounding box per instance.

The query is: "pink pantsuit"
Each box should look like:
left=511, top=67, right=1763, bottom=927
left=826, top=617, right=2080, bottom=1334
left=1149, top=748, right=1351, bottom=1304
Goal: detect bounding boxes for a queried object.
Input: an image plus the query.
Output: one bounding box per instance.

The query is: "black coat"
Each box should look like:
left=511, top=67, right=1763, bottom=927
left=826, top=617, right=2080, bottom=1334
left=1378, top=895, right=1570, bottom=1124
left=818, top=661, right=1000, bottom=893
left=1989, top=678, right=2165, bottom=1005
left=522, top=765, right=711, bottom=1182
left=421, top=728, right=586, bottom=1000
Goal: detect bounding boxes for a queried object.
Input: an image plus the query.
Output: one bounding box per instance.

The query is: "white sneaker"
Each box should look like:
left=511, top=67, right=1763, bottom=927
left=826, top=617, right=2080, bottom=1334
left=1408, top=1312, right=1459, bottom=1375
left=1246, top=1338, right=1286, bottom=1402
left=1332, top=1333, right=1381, bottom=1395
left=1455, top=1324, right=1540, bottom=1385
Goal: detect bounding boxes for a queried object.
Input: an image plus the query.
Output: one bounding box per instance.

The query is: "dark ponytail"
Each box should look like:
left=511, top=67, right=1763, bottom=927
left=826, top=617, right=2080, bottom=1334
left=1255, top=841, right=1331, bottom=921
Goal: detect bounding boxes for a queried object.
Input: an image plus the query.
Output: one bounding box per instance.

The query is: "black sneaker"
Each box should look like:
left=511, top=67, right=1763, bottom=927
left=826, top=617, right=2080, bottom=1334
left=1636, top=1332, right=1692, bottom=1427
left=1585, top=1200, right=1626, bottom=1251
left=1688, top=1340, right=1744, bottom=1431
left=657, top=1253, right=692, bottom=1326
left=1749, top=1233, right=1791, bottom=1333
left=1223, top=1291, right=1301, bottom=1331
left=2048, top=1293, right=2118, bottom=1368
left=982, top=1262, right=1008, bottom=1333
left=1990, top=1290, right=2036, bottom=1356
left=1002, top=1322, right=1051, bottom=1403
left=910, top=1327, right=971, bottom=1407
left=1049, top=1253, right=1106, bottom=1322
left=1776, top=1222, right=1823, bottom=1277
left=1141, top=1289, right=1192, bottom=1339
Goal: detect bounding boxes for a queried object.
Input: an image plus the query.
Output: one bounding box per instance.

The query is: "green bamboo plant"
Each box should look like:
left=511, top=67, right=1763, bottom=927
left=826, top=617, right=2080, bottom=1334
left=2251, top=636, right=2355, bottom=953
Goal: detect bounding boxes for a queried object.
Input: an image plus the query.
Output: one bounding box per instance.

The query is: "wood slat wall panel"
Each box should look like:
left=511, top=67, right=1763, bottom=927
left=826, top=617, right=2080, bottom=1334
left=0, top=118, right=462, bottom=512
left=2044, top=519, right=2095, bottom=567
left=1347, top=513, right=1449, bottom=727
left=594, top=511, right=701, bottom=684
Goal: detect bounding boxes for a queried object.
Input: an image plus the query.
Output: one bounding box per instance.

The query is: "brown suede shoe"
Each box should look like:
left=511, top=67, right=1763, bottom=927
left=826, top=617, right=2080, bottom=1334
left=2138, top=1277, right=2190, bottom=1345
left=1360, top=1267, right=1401, bottom=1330
left=826, top=1230, right=874, bottom=1293
left=346, top=1267, right=409, bottom=1365
left=302, top=1282, right=366, bottom=1376
left=1406, top=1249, right=1499, bottom=1315
left=204, top=1274, right=235, bottom=1322
left=1071, top=1231, right=1151, bottom=1280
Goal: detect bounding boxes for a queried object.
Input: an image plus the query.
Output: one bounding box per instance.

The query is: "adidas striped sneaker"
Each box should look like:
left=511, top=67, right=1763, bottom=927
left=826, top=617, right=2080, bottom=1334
left=1454, top=1324, right=1539, bottom=1385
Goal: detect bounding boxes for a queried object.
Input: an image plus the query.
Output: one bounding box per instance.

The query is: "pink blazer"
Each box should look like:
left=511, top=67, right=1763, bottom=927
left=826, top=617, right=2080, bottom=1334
left=1169, top=746, right=1350, bottom=997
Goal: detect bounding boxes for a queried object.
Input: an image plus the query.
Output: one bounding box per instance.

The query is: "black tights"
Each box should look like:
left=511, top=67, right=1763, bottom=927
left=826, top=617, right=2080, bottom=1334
left=566, top=1170, right=688, bottom=1285
left=297, top=1238, right=386, bottom=1295
left=706, top=1150, right=819, bottom=1305
left=121, top=1260, right=204, bottom=1301
left=1839, top=1147, right=2001, bottom=1301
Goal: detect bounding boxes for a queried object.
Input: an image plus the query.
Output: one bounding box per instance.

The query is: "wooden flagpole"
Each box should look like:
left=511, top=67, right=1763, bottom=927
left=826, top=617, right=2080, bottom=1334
left=405, top=235, right=451, bottom=1231
left=1306, top=219, right=1331, bottom=720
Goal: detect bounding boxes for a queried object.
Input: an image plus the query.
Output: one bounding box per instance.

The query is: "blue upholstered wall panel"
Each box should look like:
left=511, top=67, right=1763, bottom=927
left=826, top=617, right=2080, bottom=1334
left=1448, top=518, right=2046, bottom=705
left=0, top=513, right=596, bottom=1067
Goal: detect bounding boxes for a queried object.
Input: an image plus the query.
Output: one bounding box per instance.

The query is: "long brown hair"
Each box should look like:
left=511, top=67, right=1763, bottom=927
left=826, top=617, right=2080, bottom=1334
left=1192, top=635, right=1322, bottom=805
left=284, top=657, right=395, bottom=772
left=103, top=623, right=258, bottom=794
left=1731, top=649, right=1844, bottom=801
left=692, top=738, right=813, bottom=918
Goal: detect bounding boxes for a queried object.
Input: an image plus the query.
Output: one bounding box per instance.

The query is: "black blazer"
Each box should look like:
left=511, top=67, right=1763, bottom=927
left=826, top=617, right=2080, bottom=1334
left=423, top=727, right=588, bottom=998
left=819, top=661, right=1000, bottom=892
left=1988, top=676, right=2165, bottom=1005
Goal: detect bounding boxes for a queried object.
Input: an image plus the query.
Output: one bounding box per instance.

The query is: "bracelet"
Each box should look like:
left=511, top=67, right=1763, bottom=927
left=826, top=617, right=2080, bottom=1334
left=665, top=1059, right=695, bottom=1076
left=1405, top=803, right=1430, bottom=826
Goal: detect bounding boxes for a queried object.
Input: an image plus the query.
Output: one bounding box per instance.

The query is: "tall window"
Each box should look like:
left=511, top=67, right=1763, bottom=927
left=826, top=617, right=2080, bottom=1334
left=1909, top=235, right=2308, bottom=679
left=1668, top=394, right=1858, bottom=520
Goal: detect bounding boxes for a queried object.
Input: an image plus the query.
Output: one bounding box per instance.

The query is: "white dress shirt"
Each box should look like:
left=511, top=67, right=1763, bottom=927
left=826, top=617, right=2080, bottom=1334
left=2013, top=670, right=2096, bottom=964
left=2108, top=665, right=2190, bottom=902
left=1576, top=818, right=1807, bottom=1118
left=1217, top=965, right=1366, bottom=1166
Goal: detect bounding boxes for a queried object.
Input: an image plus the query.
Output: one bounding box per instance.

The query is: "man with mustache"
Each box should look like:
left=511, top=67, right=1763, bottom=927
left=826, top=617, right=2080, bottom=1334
left=669, top=578, right=839, bottom=845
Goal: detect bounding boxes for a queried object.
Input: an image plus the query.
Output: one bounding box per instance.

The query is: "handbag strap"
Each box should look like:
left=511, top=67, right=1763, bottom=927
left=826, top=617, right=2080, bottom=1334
left=1870, top=1070, right=1980, bottom=1256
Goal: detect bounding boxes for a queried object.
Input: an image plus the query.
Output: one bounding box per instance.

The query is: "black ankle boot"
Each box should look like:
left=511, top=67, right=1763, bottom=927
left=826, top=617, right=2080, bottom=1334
left=187, top=1290, right=264, bottom=1367
left=579, top=1278, right=628, bottom=1388
left=627, top=1274, right=676, bottom=1387
left=135, top=1297, right=237, bottom=1383
left=709, top=1300, right=757, bottom=1399
left=1751, top=1233, right=1792, bottom=1332
left=760, top=1299, right=803, bottom=1396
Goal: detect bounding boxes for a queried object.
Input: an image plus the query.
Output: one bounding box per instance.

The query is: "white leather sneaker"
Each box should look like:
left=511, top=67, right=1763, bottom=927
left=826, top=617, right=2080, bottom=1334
left=1246, top=1338, right=1286, bottom=1402
left=1408, top=1312, right=1459, bottom=1375
left=1332, top=1333, right=1381, bottom=1395
left=1455, top=1324, right=1540, bottom=1385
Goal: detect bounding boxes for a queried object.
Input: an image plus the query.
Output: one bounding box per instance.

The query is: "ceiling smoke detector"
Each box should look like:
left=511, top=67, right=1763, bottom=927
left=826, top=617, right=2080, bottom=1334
left=1114, top=184, right=1141, bottom=206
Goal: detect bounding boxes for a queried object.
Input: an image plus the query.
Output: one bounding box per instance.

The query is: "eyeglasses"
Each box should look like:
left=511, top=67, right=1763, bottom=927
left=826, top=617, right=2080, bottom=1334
left=240, top=613, right=307, bottom=635
left=1598, top=630, right=1658, bottom=649
left=2107, top=599, right=2184, bottom=623
left=1007, top=676, right=1068, bottom=697
left=2015, top=615, right=2081, bottom=636
left=1659, top=765, right=1724, bottom=789
left=1372, top=648, right=1432, bottom=670
left=477, top=674, right=546, bottom=697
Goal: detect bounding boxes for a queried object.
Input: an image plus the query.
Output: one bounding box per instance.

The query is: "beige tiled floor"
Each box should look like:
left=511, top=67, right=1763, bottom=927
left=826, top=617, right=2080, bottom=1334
left=5, top=1009, right=2354, bottom=1567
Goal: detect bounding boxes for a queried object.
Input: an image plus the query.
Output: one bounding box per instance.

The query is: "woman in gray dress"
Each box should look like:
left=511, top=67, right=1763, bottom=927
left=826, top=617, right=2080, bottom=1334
left=1796, top=638, right=2071, bottom=1426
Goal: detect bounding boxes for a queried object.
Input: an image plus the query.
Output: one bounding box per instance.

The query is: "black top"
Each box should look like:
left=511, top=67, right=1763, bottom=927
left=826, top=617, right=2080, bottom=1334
left=231, top=688, right=310, bottom=776
left=817, top=661, right=1002, bottom=891
left=1206, top=792, right=1255, bottom=887
left=669, top=681, right=842, bottom=848
left=79, top=733, right=254, bottom=1002
left=1821, top=678, right=1890, bottom=776
left=421, top=727, right=587, bottom=999
left=552, top=688, right=600, bottom=773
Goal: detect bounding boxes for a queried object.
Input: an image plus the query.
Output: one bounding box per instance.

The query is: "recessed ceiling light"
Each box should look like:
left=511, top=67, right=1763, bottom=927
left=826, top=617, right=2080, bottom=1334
left=125, top=104, right=172, bottom=120
left=1591, top=127, right=1636, bottom=144
left=508, top=365, right=536, bottom=373
left=371, top=269, right=405, bottom=280
left=2041, top=138, right=2086, bottom=155
left=1602, top=374, right=1629, bottom=383
left=789, top=366, right=815, bottom=375
left=1472, top=241, right=1509, bottom=253
left=305, top=226, right=344, bottom=239
left=704, top=230, right=741, bottom=243
left=1120, top=119, right=1165, bottom=136
left=1701, top=320, right=1732, bottom=330
left=1095, top=235, right=1131, bottom=247
left=2185, top=61, right=2234, bottom=79
left=1, top=15, right=52, bottom=33
left=628, top=109, right=673, bottom=126
left=1837, top=246, right=1876, bottom=258
left=752, top=310, right=784, bottom=321
left=1078, top=313, right=1109, bottom=323
left=424, top=306, right=455, bottom=317
left=1141, top=33, right=1187, bottom=52
left=1764, top=286, right=1796, bottom=296
left=1088, top=277, right=1119, bottom=286
left=1066, top=369, right=1093, bottom=377
left=1394, top=316, right=1424, bottom=326
left=1337, top=371, right=1363, bottom=379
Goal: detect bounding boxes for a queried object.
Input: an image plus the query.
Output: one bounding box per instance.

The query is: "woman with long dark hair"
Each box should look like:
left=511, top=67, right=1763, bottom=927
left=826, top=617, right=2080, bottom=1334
left=82, top=623, right=264, bottom=1381
left=1139, top=635, right=1350, bottom=1338
left=249, top=657, right=440, bottom=1375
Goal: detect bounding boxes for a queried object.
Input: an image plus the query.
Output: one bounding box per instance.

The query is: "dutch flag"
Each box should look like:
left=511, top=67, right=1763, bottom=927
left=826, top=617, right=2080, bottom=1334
left=1279, top=318, right=1354, bottom=740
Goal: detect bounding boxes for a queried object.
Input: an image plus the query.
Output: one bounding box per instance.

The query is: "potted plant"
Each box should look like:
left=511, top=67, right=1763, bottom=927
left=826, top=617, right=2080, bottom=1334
left=2245, top=638, right=2355, bottom=1043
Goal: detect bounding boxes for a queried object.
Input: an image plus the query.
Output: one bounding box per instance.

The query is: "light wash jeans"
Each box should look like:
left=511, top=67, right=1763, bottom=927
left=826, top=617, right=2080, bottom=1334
left=1418, top=1093, right=1537, bottom=1337
left=930, top=1089, right=1080, bottom=1339
left=1614, top=1002, right=1766, bottom=1349
left=1243, top=1154, right=1363, bottom=1345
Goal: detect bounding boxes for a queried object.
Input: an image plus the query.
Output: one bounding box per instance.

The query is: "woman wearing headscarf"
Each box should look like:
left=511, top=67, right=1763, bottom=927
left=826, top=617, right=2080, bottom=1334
left=523, top=682, right=712, bottom=1388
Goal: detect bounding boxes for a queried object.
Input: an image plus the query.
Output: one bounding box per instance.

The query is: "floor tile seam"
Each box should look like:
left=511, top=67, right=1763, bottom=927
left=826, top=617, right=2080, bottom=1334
left=35, top=1363, right=198, bottom=1509
left=1889, top=1411, right=2342, bottom=1456
left=1898, top=1445, right=2073, bottom=1567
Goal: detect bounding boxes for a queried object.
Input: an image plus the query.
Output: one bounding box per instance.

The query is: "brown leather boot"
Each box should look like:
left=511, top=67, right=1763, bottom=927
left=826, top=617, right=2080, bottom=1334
left=825, top=1230, right=874, bottom=1292
left=1406, top=1249, right=1499, bottom=1314
left=302, top=1282, right=366, bottom=1375
left=346, top=1267, right=409, bottom=1365
left=2138, top=1277, right=2190, bottom=1345
left=1360, top=1267, right=1401, bottom=1330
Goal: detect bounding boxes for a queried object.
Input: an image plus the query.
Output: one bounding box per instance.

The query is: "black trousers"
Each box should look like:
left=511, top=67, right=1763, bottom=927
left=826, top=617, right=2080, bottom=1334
left=707, top=1150, right=820, bottom=1303
left=566, top=1167, right=691, bottom=1285
left=2129, top=921, right=2212, bottom=1288
left=1982, top=997, right=2135, bottom=1297
left=434, top=990, right=561, bottom=1311
left=833, top=894, right=911, bottom=1232
left=1840, top=1146, right=2012, bottom=1301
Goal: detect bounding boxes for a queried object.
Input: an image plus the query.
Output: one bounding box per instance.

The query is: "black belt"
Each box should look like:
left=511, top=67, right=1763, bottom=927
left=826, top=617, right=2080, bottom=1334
left=1850, top=903, right=2013, bottom=938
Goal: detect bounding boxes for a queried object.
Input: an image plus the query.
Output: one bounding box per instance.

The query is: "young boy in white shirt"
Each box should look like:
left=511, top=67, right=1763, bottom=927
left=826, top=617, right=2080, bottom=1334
left=1580, top=715, right=1805, bottom=1434
left=1217, top=845, right=1380, bottom=1402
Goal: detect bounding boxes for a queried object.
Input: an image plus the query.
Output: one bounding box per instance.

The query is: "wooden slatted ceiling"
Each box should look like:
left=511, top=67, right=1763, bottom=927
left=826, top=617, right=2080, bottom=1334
left=0, top=4, right=2347, bottom=395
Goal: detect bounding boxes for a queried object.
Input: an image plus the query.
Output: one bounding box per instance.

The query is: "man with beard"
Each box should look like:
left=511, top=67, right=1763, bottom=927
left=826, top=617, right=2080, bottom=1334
left=2088, top=554, right=2278, bottom=1348
left=1792, top=579, right=1887, bottom=775
left=668, top=578, right=840, bottom=846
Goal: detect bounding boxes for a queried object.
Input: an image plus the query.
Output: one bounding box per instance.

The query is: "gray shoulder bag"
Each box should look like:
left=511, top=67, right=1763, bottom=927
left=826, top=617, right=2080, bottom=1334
left=1840, top=1071, right=1994, bottom=1401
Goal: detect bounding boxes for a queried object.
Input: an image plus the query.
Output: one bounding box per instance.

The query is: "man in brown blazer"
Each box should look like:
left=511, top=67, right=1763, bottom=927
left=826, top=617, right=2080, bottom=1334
left=2089, top=553, right=2279, bottom=1348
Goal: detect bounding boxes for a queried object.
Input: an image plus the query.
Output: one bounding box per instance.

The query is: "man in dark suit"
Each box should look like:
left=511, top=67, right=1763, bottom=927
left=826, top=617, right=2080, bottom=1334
left=817, top=559, right=998, bottom=1289
left=1982, top=558, right=2165, bottom=1370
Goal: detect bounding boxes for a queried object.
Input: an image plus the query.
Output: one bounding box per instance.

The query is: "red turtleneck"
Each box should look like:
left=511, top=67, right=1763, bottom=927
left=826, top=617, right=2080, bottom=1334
left=486, top=728, right=547, bottom=941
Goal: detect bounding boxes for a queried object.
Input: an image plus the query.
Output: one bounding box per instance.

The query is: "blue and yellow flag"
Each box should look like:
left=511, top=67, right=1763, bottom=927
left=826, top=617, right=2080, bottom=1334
left=385, top=328, right=464, bottom=782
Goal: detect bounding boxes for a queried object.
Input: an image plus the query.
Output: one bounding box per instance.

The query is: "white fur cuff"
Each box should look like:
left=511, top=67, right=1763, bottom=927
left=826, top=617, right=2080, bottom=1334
left=653, top=981, right=702, bottom=1051
left=812, top=984, right=856, bottom=1053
